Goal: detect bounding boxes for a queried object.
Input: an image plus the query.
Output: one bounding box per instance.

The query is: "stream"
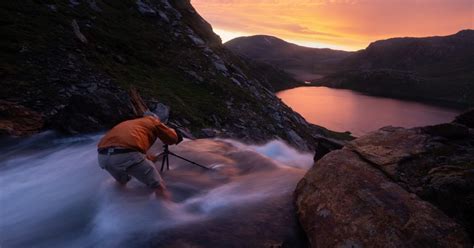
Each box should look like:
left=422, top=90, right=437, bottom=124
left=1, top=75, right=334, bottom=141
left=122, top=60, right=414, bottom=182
left=0, top=132, right=312, bottom=247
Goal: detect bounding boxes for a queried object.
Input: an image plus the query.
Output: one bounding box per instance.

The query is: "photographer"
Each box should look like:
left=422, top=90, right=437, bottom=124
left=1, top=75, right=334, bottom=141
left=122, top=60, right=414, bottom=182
left=97, top=111, right=183, bottom=200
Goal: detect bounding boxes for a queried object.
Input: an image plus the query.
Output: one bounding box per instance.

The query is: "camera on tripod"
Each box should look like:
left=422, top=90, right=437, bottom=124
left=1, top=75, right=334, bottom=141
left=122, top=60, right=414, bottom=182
left=157, top=144, right=211, bottom=172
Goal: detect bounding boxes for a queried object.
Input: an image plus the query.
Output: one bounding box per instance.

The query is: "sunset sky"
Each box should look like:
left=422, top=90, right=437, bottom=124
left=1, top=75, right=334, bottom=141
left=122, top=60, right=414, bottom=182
left=192, top=0, right=474, bottom=51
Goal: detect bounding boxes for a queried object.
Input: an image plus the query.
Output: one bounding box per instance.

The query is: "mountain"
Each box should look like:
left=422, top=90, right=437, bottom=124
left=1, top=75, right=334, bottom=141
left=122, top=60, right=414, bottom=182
left=225, top=35, right=353, bottom=81
left=0, top=0, right=349, bottom=149
left=316, top=30, right=474, bottom=107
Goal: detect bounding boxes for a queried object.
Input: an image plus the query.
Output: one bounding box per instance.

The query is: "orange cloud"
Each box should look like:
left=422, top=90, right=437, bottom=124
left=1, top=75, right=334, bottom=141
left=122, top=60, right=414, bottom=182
left=191, top=0, right=474, bottom=51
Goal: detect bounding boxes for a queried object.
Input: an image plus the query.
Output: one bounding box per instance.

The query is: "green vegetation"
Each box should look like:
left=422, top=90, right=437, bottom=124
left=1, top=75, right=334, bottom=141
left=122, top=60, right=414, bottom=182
left=1, top=0, right=240, bottom=127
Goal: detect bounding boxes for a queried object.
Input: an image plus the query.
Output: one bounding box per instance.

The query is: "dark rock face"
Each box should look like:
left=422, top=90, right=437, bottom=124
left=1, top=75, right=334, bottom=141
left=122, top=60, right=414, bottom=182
left=50, top=88, right=134, bottom=134
left=455, top=109, right=474, bottom=128
left=313, top=137, right=344, bottom=161
left=296, top=120, right=474, bottom=246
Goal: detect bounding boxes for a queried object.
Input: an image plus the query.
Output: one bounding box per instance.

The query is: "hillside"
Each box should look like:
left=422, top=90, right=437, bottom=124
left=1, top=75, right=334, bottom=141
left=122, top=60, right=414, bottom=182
left=225, top=35, right=352, bottom=81
left=0, top=0, right=348, bottom=149
left=316, top=30, right=474, bottom=107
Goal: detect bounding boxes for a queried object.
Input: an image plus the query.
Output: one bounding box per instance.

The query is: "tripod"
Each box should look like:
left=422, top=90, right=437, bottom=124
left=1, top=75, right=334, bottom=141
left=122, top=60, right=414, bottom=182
left=158, top=144, right=211, bottom=172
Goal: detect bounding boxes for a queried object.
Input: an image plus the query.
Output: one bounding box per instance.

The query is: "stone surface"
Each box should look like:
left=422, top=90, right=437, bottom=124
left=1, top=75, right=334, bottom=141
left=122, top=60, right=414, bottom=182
left=423, top=123, right=470, bottom=139
left=455, top=109, right=474, bottom=128
left=296, top=120, right=474, bottom=245
left=346, top=126, right=430, bottom=178
left=295, top=149, right=471, bottom=248
left=0, top=101, right=44, bottom=136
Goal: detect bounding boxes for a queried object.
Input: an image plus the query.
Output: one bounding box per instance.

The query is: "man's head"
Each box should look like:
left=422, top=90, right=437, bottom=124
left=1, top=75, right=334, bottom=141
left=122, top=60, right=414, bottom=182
left=143, top=110, right=160, bottom=120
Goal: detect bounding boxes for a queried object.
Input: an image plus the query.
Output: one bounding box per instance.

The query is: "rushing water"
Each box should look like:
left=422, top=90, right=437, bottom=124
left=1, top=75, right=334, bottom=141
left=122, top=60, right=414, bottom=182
left=0, top=132, right=312, bottom=247
left=277, top=86, right=463, bottom=136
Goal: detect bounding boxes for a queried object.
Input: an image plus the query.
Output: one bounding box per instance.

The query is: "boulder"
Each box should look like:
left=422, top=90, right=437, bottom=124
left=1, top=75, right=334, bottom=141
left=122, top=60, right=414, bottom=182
left=346, top=126, right=430, bottom=178
left=420, top=166, right=474, bottom=239
left=297, top=121, right=474, bottom=245
left=423, top=123, right=470, bottom=139
left=295, top=149, right=471, bottom=247
left=313, top=137, right=344, bottom=161
left=455, top=109, right=474, bottom=128
left=0, top=101, right=44, bottom=136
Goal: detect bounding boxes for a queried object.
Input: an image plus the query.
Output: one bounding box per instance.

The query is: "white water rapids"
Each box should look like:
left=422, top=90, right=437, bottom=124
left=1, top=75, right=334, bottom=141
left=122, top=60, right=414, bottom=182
left=0, top=132, right=313, bottom=247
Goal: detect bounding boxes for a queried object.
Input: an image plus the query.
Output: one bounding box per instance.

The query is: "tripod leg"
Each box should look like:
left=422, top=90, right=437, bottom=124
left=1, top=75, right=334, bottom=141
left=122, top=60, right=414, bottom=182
left=160, top=154, right=166, bottom=172
left=168, top=152, right=211, bottom=170
left=166, top=154, right=170, bottom=170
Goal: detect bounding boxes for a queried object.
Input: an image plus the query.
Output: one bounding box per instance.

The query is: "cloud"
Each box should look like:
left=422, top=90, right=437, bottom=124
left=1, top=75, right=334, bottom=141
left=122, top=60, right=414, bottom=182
left=192, top=0, right=474, bottom=50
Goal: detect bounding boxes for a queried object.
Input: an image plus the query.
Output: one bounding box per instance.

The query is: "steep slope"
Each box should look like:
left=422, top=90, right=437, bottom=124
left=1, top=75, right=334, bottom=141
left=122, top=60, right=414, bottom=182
left=225, top=35, right=352, bottom=81
left=316, top=30, right=474, bottom=107
left=0, top=0, right=347, bottom=149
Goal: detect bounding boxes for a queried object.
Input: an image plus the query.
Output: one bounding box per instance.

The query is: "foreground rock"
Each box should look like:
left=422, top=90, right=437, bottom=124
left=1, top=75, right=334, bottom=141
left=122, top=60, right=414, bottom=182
left=296, top=115, right=474, bottom=247
left=296, top=149, right=470, bottom=247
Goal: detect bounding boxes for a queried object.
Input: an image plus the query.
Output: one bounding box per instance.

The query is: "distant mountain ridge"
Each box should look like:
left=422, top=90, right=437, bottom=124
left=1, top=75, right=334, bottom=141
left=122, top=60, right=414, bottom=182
left=225, top=35, right=352, bottom=81
left=342, top=29, right=474, bottom=72
left=320, top=30, right=474, bottom=107
left=227, top=31, right=474, bottom=107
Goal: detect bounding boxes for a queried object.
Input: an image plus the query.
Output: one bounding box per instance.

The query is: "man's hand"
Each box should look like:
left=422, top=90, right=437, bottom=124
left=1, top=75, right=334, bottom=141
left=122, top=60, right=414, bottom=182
left=174, top=128, right=183, bottom=144
left=146, top=153, right=159, bottom=162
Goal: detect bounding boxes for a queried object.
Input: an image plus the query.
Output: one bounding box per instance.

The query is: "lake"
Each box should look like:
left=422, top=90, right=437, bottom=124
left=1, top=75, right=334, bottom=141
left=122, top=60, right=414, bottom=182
left=277, top=87, right=463, bottom=136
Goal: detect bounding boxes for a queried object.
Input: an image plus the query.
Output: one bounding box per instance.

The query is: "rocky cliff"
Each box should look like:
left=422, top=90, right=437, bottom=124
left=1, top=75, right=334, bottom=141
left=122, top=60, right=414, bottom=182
left=316, top=30, right=474, bottom=107
left=0, top=0, right=347, bottom=149
left=295, top=109, right=474, bottom=247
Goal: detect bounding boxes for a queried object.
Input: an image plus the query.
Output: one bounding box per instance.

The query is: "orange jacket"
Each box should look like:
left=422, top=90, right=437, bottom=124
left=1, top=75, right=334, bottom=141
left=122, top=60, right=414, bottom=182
left=98, top=116, right=178, bottom=153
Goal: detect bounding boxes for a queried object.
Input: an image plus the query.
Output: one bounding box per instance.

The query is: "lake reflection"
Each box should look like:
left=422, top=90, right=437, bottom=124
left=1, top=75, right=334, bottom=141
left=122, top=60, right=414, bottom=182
left=277, top=87, right=463, bottom=136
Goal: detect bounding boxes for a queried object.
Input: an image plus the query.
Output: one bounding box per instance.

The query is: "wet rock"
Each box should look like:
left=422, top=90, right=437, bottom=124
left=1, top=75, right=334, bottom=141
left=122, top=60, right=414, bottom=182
left=88, top=0, right=102, bottom=12
left=420, top=166, right=474, bottom=238
left=69, top=0, right=80, bottom=7
left=313, top=137, right=344, bottom=161
left=136, top=0, right=156, bottom=15
left=286, top=129, right=308, bottom=151
left=113, top=54, right=127, bottom=64
left=200, top=128, right=220, bottom=138
left=0, top=101, right=44, bottom=136
left=295, top=149, right=471, bottom=248
left=50, top=91, right=134, bottom=134
left=71, top=20, right=87, bottom=44
left=46, top=4, right=57, bottom=12
left=213, top=60, right=227, bottom=72
left=423, top=123, right=470, bottom=139
left=298, top=119, right=474, bottom=244
left=455, top=109, right=474, bottom=128
left=346, top=126, right=430, bottom=178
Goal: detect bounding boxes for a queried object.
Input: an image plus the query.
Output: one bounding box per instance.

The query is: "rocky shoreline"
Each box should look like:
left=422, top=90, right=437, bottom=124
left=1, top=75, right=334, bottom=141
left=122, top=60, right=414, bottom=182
left=295, top=109, right=474, bottom=247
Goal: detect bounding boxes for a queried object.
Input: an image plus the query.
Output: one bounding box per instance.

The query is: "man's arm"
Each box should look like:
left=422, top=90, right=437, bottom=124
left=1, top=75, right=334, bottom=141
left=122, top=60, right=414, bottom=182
left=152, top=118, right=181, bottom=145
